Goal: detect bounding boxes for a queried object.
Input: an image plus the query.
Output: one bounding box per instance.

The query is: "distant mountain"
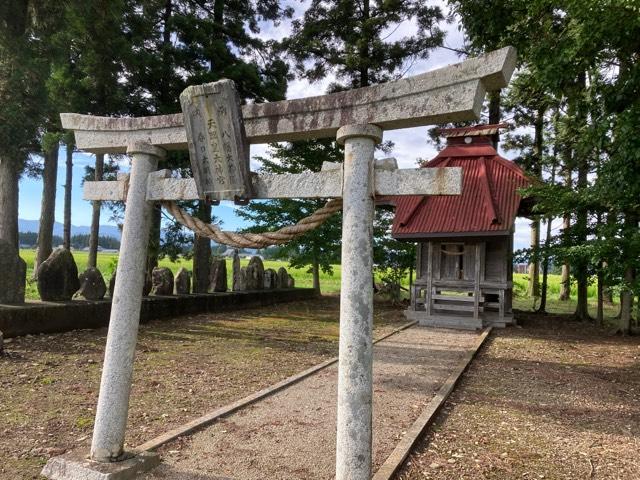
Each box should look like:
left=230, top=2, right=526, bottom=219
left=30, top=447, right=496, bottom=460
left=19, top=219, right=121, bottom=240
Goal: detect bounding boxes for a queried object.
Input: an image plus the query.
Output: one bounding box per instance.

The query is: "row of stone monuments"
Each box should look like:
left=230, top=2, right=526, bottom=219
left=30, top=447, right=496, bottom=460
left=153, top=252, right=295, bottom=296
left=229, top=253, right=295, bottom=291
left=35, top=248, right=295, bottom=302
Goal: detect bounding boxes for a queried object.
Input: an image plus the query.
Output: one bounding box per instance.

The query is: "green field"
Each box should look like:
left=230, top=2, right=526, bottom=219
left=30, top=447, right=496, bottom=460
left=19, top=249, right=342, bottom=299
left=20, top=249, right=619, bottom=322
left=512, top=273, right=620, bottom=321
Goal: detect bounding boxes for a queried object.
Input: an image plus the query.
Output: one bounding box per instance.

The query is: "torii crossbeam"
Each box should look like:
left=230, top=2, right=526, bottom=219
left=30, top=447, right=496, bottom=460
left=43, top=47, right=516, bottom=480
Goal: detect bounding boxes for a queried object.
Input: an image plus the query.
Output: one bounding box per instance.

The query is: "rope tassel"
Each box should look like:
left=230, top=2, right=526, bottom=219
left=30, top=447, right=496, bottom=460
left=161, top=199, right=343, bottom=249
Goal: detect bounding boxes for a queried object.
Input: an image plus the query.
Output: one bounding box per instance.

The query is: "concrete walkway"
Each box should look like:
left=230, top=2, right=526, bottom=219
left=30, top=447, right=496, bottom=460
left=142, top=326, right=481, bottom=480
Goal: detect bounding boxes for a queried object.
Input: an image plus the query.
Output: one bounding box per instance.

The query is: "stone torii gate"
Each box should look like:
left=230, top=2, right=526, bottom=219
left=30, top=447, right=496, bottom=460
left=43, top=47, right=516, bottom=480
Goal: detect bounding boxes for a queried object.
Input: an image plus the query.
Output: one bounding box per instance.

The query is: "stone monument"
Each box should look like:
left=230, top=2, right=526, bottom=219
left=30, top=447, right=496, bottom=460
left=76, top=268, right=107, bottom=300
left=150, top=267, right=174, bottom=295
left=209, top=258, right=227, bottom=292
left=37, top=248, right=80, bottom=301
left=174, top=267, right=191, bottom=294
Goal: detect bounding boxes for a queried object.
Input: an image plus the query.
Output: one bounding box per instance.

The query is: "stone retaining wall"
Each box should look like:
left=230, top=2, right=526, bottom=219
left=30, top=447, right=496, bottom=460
left=0, top=288, right=317, bottom=338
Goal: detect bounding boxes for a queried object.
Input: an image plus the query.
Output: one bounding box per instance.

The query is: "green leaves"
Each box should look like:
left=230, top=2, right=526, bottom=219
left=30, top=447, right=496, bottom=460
left=450, top=0, right=640, bottom=313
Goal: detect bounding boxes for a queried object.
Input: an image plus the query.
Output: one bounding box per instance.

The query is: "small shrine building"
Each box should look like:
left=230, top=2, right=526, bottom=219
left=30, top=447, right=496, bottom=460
left=392, top=124, right=531, bottom=330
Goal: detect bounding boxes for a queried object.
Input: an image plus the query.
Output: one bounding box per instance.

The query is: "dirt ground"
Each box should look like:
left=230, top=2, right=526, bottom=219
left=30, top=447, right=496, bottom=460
left=4, top=297, right=639, bottom=480
left=396, top=312, right=640, bottom=480
left=142, top=327, right=481, bottom=480
left=0, top=296, right=405, bottom=480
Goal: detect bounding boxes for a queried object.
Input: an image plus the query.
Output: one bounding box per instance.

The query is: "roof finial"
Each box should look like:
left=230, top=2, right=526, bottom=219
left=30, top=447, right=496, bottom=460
left=437, top=123, right=508, bottom=139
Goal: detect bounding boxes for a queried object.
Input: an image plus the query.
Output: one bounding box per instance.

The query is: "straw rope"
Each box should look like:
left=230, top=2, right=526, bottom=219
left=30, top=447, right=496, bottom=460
left=161, top=199, right=342, bottom=248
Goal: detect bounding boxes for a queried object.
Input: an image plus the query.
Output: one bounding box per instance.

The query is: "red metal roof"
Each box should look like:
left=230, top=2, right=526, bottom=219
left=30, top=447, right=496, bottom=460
left=392, top=130, right=529, bottom=238
left=436, top=122, right=509, bottom=138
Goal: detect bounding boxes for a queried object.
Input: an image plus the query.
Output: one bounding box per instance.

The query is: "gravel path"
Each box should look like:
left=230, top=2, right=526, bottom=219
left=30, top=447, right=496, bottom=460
left=142, top=326, right=481, bottom=480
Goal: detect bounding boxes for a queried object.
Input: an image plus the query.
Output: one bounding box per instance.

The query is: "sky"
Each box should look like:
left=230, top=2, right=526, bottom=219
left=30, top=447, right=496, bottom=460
left=18, top=0, right=535, bottom=249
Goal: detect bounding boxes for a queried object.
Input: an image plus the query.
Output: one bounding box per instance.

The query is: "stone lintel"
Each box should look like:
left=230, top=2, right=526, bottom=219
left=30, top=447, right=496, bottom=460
left=41, top=450, right=160, bottom=480
left=61, top=47, right=516, bottom=153
left=83, top=167, right=462, bottom=201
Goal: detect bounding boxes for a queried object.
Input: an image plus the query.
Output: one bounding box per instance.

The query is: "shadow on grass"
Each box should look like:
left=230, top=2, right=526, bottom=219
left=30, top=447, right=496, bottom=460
left=511, top=311, right=640, bottom=347
left=3, top=296, right=408, bottom=364
left=462, top=358, right=640, bottom=437
left=433, top=323, right=640, bottom=439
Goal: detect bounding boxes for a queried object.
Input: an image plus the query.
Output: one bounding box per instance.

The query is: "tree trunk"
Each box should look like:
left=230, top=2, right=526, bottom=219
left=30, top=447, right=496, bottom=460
left=192, top=201, right=211, bottom=293
left=527, top=219, right=540, bottom=298
left=620, top=212, right=637, bottom=333
left=488, top=90, right=501, bottom=148
left=572, top=73, right=590, bottom=321
left=575, top=270, right=590, bottom=320
left=604, top=285, right=614, bottom=304
left=559, top=152, right=572, bottom=302
left=574, top=159, right=589, bottom=321
left=146, top=153, right=166, bottom=277
left=409, top=266, right=413, bottom=294
left=558, top=106, right=573, bottom=302
left=538, top=144, right=558, bottom=314
left=620, top=265, right=634, bottom=334
left=595, top=210, right=606, bottom=326
left=88, top=153, right=105, bottom=268
left=35, top=144, right=59, bottom=273
left=312, top=255, right=321, bottom=294
left=597, top=262, right=604, bottom=326
left=358, top=0, right=370, bottom=88
left=603, top=261, right=614, bottom=304
left=63, top=140, right=73, bottom=249
left=0, top=155, right=25, bottom=304
left=0, top=156, right=20, bottom=249
left=559, top=212, right=571, bottom=301
left=538, top=218, right=553, bottom=313
left=528, top=107, right=544, bottom=301
left=602, top=211, right=617, bottom=305
left=146, top=205, right=161, bottom=276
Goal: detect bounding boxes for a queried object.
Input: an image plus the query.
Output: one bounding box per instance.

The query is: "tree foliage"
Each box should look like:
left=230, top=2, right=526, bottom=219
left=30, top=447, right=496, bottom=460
left=285, top=0, right=445, bottom=89
left=451, top=0, right=640, bottom=329
left=122, top=0, right=293, bottom=266
left=0, top=1, right=60, bottom=165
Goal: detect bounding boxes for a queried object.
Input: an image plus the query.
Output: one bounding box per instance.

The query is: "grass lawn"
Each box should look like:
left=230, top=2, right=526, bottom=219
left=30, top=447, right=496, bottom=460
left=0, top=296, right=406, bottom=479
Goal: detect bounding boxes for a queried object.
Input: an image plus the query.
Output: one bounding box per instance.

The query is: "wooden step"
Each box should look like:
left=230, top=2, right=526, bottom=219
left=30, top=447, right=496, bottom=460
left=432, top=294, right=484, bottom=303
left=418, top=315, right=483, bottom=331
left=432, top=303, right=484, bottom=313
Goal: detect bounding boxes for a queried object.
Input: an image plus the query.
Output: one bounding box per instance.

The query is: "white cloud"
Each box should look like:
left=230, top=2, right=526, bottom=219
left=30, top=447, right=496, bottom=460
left=382, top=128, right=438, bottom=169
left=514, top=218, right=532, bottom=251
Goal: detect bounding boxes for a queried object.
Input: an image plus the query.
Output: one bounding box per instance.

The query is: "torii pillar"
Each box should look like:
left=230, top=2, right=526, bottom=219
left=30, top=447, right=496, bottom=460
left=335, top=124, right=382, bottom=477
left=42, top=47, right=516, bottom=480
